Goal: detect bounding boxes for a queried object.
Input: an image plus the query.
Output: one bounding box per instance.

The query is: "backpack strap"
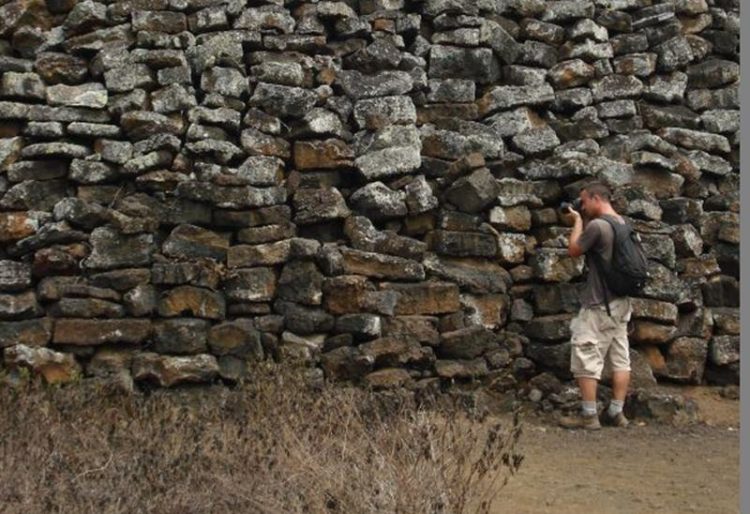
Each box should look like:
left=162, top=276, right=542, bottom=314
left=588, top=216, right=623, bottom=318
left=590, top=252, right=613, bottom=318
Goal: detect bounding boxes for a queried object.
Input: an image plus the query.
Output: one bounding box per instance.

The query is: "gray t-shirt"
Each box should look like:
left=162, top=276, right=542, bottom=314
left=576, top=215, right=625, bottom=308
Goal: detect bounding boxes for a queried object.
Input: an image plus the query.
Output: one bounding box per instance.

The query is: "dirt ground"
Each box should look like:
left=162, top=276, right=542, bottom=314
left=495, top=386, right=740, bottom=514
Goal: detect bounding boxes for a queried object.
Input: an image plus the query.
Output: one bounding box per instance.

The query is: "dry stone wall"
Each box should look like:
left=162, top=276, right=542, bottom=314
left=0, top=0, right=740, bottom=393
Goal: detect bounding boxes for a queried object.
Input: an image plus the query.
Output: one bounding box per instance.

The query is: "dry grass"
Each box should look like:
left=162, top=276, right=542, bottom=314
left=0, top=364, right=523, bottom=514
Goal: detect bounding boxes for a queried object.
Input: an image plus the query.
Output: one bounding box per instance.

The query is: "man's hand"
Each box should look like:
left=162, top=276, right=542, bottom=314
left=560, top=208, right=581, bottom=227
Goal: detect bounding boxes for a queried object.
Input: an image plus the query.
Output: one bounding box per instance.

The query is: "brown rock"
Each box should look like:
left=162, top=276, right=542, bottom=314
left=630, top=320, right=677, bottom=345
left=381, top=316, right=440, bottom=346
left=53, top=319, right=152, bottom=345
left=0, top=318, right=53, bottom=348
left=208, top=320, right=263, bottom=359
left=162, top=224, right=230, bottom=261
left=359, top=337, right=430, bottom=367
left=322, top=275, right=372, bottom=314
left=227, top=240, right=291, bottom=268
left=658, top=337, right=707, bottom=384
left=381, top=282, right=461, bottom=315
left=223, top=268, right=276, bottom=303
left=340, top=248, right=425, bottom=281
left=158, top=286, right=226, bottom=320
left=461, top=294, right=510, bottom=330
left=151, top=318, right=209, bottom=355
left=132, top=352, right=219, bottom=387
left=293, top=139, right=354, bottom=169
left=4, top=344, right=81, bottom=384
left=0, top=291, right=42, bottom=320
left=0, top=212, right=39, bottom=242
left=435, top=359, right=489, bottom=379
left=364, top=368, right=413, bottom=389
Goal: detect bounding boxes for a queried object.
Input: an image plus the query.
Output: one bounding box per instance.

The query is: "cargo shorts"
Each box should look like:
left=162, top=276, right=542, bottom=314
left=570, top=297, right=632, bottom=380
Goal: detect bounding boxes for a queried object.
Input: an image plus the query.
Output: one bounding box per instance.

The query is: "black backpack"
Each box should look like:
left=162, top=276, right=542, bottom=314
left=590, top=215, right=649, bottom=316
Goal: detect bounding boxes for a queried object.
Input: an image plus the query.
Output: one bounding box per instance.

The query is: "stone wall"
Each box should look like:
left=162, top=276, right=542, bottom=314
left=0, top=0, right=740, bottom=391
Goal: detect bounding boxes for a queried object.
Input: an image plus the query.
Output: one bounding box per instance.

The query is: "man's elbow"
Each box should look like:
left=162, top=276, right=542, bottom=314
left=568, top=245, right=583, bottom=258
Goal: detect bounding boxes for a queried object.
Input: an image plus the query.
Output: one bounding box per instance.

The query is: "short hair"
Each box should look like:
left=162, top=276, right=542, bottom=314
left=581, top=181, right=611, bottom=202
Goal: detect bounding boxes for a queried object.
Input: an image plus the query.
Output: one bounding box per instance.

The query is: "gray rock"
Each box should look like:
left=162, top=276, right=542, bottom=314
left=292, top=187, right=350, bottom=225
left=0, top=261, right=31, bottom=292
left=530, top=248, right=583, bottom=282
left=84, top=227, right=155, bottom=270
left=150, top=84, right=197, bottom=113
left=444, top=168, right=499, bottom=213
left=337, top=70, right=414, bottom=99
left=512, top=126, right=560, bottom=156
left=709, top=335, right=739, bottom=366
left=350, top=182, right=407, bottom=220
left=234, top=5, right=295, bottom=33
left=104, top=64, right=155, bottom=93
left=235, top=156, right=284, bottom=186
left=477, top=84, right=554, bottom=116
left=132, top=10, right=187, bottom=33
left=353, top=96, right=416, bottom=130
left=559, top=39, right=613, bottom=62
left=654, top=36, right=694, bottom=72
left=700, top=109, right=739, bottom=134
left=1, top=72, right=46, bottom=100
left=548, top=59, right=595, bottom=89
left=404, top=175, right=438, bottom=214
left=645, top=72, right=688, bottom=103
left=687, top=59, right=740, bottom=89
left=428, top=45, right=500, bottom=84
left=6, top=160, right=66, bottom=182
left=480, top=19, right=521, bottom=65
left=249, top=82, right=318, bottom=119
left=201, top=66, right=248, bottom=98
left=121, top=111, right=183, bottom=141
left=686, top=84, right=738, bottom=112
left=0, top=180, right=69, bottom=211
left=540, top=1, right=594, bottom=22
left=613, top=53, right=657, bottom=77
left=591, top=74, right=644, bottom=102
left=355, top=145, right=421, bottom=180
left=176, top=182, right=286, bottom=209
left=518, top=40, right=559, bottom=68
left=659, top=127, right=731, bottom=153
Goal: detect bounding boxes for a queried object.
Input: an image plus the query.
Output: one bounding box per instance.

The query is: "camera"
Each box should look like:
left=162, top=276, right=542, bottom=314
left=560, top=198, right=582, bottom=214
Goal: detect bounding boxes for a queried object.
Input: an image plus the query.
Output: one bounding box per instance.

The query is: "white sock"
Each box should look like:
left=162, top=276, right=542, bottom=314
left=608, top=400, right=624, bottom=417
left=581, top=401, right=597, bottom=417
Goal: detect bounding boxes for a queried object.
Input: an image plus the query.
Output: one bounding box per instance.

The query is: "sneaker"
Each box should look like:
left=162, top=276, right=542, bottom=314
left=602, top=411, right=630, bottom=428
left=558, top=412, right=601, bottom=430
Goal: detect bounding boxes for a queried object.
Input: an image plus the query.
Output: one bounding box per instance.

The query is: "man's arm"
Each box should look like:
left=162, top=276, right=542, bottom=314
left=568, top=212, right=585, bottom=257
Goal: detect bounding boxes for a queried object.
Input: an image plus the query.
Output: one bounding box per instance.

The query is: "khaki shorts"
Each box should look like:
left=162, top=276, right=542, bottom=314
left=570, top=298, right=632, bottom=380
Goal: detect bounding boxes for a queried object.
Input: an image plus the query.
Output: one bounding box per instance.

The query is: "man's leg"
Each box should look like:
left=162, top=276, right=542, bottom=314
left=578, top=376, right=598, bottom=416
left=611, top=370, right=630, bottom=402
left=562, top=309, right=603, bottom=429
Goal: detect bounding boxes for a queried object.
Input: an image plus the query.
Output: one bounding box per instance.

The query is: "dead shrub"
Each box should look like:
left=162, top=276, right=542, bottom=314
left=0, top=363, right=523, bottom=514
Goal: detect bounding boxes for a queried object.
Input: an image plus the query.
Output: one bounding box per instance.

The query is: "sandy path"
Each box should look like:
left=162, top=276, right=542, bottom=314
left=495, top=387, right=740, bottom=514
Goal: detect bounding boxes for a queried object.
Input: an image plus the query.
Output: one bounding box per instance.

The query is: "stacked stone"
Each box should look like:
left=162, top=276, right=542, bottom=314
left=0, top=0, right=740, bottom=391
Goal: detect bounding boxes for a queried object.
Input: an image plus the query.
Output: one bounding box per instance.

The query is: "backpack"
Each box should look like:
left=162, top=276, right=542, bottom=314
left=590, top=215, right=650, bottom=316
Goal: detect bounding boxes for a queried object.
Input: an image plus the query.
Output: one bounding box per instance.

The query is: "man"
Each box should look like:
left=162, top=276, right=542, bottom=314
left=558, top=182, right=632, bottom=430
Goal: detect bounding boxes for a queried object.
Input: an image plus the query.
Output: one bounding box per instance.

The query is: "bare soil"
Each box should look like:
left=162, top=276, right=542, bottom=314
left=496, top=387, right=740, bottom=514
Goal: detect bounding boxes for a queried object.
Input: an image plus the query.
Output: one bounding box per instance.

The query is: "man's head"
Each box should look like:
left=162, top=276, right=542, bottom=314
left=578, top=182, right=612, bottom=218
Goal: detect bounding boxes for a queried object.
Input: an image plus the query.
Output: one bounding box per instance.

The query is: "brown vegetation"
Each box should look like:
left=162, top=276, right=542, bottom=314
left=0, top=366, right=522, bottom=514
